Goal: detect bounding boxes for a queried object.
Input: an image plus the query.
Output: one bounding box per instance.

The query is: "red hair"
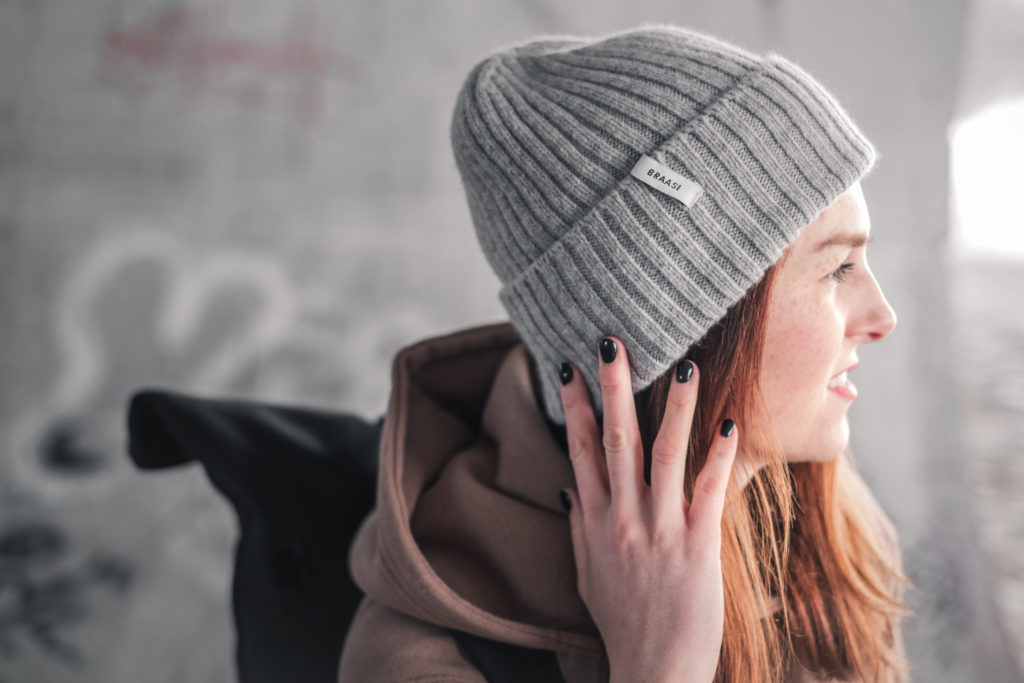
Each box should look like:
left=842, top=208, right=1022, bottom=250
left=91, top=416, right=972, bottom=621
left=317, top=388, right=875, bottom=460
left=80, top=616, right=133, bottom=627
left=632, top=261, right=913, bottom=682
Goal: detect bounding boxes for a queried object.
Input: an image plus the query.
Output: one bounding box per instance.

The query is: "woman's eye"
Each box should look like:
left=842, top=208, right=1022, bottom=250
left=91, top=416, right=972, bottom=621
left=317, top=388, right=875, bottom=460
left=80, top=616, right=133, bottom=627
left=828, top=262, right=856, bottom=283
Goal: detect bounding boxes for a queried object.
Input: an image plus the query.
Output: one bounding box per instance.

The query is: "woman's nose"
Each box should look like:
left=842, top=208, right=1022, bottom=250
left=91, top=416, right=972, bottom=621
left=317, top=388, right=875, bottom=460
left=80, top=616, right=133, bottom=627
left=856, top=271, right=898, bottom=342
left=868, top=296, right=897, bottom=341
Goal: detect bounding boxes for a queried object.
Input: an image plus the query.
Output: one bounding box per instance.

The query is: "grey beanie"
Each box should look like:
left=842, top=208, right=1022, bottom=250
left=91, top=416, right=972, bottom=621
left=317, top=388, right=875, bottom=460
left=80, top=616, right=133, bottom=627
left=450, top=23, right=876, bottom=425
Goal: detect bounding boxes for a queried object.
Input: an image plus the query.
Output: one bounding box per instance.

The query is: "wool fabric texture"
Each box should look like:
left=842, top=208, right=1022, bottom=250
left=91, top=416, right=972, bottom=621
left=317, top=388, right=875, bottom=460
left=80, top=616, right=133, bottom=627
left=449, top=23, right=877, bottom=425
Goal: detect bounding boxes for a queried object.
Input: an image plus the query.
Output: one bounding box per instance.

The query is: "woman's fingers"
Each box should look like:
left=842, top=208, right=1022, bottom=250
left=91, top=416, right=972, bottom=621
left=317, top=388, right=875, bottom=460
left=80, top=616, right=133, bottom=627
left=559, top=361, right=609, bottom=517
left=649, top=360, right=698, bottom=527
left=687, top=419, right=739, bottom=540
left=597, top=337, right=644, bottom=513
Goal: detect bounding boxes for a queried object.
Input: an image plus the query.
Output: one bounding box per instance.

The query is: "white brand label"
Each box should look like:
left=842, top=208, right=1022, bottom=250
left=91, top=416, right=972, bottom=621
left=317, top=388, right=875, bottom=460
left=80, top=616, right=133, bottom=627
left=629, top=154, right=704, bottom=207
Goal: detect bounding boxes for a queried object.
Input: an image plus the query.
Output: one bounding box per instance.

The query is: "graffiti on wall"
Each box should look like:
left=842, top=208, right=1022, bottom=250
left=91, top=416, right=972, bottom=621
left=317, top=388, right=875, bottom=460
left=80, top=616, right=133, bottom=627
left=5, top=228, right=296, bottom=502
left=98, top=6, right=361, bottom=123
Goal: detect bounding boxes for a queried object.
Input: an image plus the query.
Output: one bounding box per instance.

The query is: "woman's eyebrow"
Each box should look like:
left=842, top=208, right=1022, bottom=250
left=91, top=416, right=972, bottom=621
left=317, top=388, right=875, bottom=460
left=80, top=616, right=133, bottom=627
left=813, top=232, right=872, bottom=252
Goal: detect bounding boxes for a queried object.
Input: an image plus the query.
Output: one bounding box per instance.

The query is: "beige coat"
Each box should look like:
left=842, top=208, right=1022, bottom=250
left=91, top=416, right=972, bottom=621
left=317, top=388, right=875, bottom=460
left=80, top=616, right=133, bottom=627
left=338, top=322, right=906, bottom=682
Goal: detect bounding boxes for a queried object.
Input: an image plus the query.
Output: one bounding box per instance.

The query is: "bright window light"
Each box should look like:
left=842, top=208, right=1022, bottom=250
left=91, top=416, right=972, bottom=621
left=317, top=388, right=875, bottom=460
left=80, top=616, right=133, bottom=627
left=949, top=99, right=1024, bottom=260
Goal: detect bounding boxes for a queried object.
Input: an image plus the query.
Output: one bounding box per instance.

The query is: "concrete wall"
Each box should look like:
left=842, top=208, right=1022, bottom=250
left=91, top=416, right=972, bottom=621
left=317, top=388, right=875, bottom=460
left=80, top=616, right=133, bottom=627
left=1, top=1, right=1020, bottom=681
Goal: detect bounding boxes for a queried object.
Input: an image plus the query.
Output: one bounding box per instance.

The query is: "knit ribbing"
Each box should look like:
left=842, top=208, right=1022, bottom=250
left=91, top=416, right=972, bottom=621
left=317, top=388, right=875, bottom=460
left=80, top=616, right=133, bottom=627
left=451, top=24, right=876, bottom=424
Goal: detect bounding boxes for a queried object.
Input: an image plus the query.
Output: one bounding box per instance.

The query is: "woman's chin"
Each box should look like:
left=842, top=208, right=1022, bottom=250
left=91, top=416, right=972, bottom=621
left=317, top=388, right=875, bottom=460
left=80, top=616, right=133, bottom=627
left=784, top=426, right=850, bottom=464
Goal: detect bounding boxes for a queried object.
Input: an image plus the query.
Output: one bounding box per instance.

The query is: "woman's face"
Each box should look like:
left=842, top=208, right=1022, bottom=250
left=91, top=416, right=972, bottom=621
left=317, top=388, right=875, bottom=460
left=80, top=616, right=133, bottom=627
left=758, top=181, right=897, bottom=463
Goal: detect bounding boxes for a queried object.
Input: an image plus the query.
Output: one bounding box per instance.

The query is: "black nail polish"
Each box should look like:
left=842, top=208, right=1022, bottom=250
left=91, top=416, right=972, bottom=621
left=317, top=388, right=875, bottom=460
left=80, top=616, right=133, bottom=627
left=559, top=362, right=573, bottom=385
left=676, top=359, right=694, bottom=383
left=559, top=489, right=572, bottom=513
left=720, top=419, right=735, bottom=438
left=599, top=337, right=617, bottom=364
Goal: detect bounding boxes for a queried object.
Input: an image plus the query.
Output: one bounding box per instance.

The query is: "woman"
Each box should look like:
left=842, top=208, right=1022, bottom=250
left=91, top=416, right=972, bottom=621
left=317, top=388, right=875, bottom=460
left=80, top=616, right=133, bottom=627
left=339, top=22, right=911, bottom=682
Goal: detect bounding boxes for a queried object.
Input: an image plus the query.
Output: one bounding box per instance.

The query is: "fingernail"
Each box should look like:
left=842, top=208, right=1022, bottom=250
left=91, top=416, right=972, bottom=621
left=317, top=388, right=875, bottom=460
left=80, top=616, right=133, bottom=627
left=559, top=362, right=573, bottom=385
left=599, top=337, right=617, bottom=364
left=676, top=359, right=694, bottom=383
left=559, top=489, right=572, bottom=513
left=720, top=419, right=735, bottom=438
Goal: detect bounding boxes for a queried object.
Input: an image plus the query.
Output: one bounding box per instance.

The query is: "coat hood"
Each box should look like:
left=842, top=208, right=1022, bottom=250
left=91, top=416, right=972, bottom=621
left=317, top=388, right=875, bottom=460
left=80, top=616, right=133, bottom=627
left=347, top=321, right=604, bottom=656
left=344, top=321, right=906, bottom=683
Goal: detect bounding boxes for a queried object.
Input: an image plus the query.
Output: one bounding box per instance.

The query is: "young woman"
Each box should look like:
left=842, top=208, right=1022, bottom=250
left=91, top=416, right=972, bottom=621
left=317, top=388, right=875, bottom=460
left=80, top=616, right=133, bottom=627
left=556, top=179, right=907, bottom=683
left=339, top=23, right=911, bottom=683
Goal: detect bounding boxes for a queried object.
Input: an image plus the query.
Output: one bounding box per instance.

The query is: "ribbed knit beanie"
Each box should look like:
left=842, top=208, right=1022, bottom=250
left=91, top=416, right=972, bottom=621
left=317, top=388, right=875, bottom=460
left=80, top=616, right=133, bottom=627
left=450, top=23, right=876, bottom=425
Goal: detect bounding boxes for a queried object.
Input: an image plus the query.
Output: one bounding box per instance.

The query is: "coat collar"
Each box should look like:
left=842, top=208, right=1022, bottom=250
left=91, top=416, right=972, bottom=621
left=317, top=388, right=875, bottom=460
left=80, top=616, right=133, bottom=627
left=348, top=321, right=603, bottom=654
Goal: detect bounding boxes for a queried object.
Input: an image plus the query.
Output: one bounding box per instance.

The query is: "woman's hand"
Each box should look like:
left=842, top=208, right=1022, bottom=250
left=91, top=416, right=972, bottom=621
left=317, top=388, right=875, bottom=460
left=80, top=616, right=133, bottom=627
left=558, top=337, right=738, bottom=683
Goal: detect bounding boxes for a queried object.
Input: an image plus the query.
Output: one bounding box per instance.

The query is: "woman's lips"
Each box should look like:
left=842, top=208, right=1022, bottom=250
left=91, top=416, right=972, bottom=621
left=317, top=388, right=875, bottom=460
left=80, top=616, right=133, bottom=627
left=827, top=371, right=858, bottom=400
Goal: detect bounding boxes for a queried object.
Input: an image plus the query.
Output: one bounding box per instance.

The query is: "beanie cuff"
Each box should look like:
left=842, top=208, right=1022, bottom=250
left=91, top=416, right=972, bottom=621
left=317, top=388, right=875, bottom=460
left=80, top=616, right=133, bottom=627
left=500, top=54, right=876, bottom=425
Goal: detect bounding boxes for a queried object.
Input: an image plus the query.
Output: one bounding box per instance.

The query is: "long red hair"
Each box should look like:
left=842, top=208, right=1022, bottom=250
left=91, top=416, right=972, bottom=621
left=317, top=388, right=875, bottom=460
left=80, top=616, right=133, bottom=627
left=631, top=260, right=913, bottom=681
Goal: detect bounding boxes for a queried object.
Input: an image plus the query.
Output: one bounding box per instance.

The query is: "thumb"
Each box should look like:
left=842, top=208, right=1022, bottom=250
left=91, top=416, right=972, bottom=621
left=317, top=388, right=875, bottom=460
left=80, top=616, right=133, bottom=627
left=561, top=487, right=589, bottom=599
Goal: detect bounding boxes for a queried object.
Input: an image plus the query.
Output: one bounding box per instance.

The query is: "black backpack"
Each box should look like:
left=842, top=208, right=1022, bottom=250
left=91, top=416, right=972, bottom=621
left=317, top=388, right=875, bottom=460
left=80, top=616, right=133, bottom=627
left=125, top=389, right=566, bottom=683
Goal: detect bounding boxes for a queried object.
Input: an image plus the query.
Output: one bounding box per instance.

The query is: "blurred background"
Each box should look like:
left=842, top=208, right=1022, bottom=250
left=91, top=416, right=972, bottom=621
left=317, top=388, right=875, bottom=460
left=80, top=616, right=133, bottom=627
left=1, top=0, right=1022, bottom=681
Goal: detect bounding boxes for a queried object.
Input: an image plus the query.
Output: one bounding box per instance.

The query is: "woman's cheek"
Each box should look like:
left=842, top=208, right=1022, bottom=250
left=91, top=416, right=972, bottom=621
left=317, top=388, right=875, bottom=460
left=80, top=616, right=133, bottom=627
left=764, top=291, right=829, bottom=372
left=761, top=319, right=812, bottom=435
left=765, top=293, right=838, bottom=401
